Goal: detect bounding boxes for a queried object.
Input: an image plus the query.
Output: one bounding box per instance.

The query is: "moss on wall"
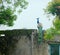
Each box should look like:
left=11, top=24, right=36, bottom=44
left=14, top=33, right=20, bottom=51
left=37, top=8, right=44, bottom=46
left=0, top=29, right=37, bottom=55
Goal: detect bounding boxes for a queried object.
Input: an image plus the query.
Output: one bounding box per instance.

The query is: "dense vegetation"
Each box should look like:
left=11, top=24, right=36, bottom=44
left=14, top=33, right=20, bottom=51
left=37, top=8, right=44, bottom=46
left=44, top=0, right=60, bottom=40
left=45, top=0, right=60, bottom=16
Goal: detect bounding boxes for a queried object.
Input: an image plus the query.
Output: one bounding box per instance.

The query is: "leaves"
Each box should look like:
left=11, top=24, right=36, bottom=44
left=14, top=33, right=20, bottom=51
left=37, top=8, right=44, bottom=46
left=0, top=0, right=28, bottom=26
left=0, top=7, right=17, bottom=26
left=44, top=0, right=60, bottom=15
left=44, top=0, right=60, bottom=40
left=53, top=16, right=60, bottom=30
left=0, top=0, right=28, bottom=12
left=6, top=0, right=11, bottom=4
left=0, top=0, right=2, bottom=3
left=44, top=28, right=56, bottom=40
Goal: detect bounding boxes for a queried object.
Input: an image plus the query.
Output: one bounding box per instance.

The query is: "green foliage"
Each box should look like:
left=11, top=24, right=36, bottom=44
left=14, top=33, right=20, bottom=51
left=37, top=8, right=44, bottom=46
left=44, top=28, right=56, bottom=40
left=0, top=0, right=28, bottom=12
left=44, top=0, right=60, bottom=40
left=45, top=0, right=60, bottom=15
left=53, top=16, right=60, bottom=30
left=0, top=0, right=28, bottom=26
left=0, top=7, right=17, bottom=26
left=44, top=16, right=60, bottom=40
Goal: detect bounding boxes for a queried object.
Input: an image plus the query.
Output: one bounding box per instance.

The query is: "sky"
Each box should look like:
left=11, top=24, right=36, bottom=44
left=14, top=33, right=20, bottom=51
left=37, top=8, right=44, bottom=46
left=0, top=0, right=55, bottom=30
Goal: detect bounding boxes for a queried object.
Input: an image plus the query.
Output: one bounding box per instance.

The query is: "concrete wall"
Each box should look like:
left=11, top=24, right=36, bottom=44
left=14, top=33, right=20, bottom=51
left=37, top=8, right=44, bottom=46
left=9, top=35, right=50, bottom=55
left=54, top=35, right=60, bottom=42
left=11, top=36, right=31, bottom=55
left=1, top=29, right=59, bottom=55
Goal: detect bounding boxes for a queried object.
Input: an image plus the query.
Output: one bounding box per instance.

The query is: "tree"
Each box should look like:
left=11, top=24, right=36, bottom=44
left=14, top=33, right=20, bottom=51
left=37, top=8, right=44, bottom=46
left=0, top=0, right=28, bottom=12
left=0, top=0, right=28, bottom=26
left=44, top=0, right=60, bottom=40
left=44, top=0, right=60, bottom=16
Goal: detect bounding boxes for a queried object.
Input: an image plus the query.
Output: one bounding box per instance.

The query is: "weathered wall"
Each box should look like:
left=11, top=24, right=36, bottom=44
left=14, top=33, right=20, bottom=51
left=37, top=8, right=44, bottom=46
left=54, top=35, right=60, bottom=42
left=11, top=39, right=50, bottom=55
left=9, top=33, right=49, bottom=55
left=0, top=29, right=53, bottom=55
left=38, top=42, right=49, bottom=55
left=10, top=36, right=31, bottom=55
left=0, top=29, right=36, bottom=55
